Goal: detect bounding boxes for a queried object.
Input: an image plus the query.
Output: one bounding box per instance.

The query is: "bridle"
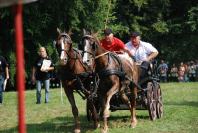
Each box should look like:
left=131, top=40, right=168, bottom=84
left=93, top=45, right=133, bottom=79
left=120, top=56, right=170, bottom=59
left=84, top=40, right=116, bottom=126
left=81, top=35, right=97, bottom=60
left=57, top=33, right=78, bottom=62
left=82, top=35, right=110, bottom=61
left=57, top=33, right=91, bottom=72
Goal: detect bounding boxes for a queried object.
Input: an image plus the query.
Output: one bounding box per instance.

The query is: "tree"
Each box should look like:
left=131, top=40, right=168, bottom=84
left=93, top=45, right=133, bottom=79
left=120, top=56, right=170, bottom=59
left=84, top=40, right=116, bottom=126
left=0, top=0, right=197, bottom=86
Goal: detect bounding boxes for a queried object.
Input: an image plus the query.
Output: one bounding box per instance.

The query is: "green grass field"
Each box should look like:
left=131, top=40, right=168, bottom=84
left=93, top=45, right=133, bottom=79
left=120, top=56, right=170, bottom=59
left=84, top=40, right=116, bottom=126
left=0, top=82, right=198, bottom=133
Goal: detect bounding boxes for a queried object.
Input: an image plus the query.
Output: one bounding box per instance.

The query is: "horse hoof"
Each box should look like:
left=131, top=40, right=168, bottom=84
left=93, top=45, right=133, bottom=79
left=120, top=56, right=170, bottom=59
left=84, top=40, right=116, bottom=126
left=97, top=123, right=101, bottom=128
left=94, top=123, right=100, bottom=129
left=131, top=121, right=137, bottom=128
left=74, top=129, right=81, bottom=133
left=101, top=127, right=108, bottom=133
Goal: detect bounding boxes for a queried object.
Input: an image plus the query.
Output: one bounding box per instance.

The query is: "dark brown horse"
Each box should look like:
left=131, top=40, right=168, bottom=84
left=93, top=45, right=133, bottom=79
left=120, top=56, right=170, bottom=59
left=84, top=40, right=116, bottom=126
left=80, top=32, right=139, bottom=133
left=55, top=29, right=99, bottom=133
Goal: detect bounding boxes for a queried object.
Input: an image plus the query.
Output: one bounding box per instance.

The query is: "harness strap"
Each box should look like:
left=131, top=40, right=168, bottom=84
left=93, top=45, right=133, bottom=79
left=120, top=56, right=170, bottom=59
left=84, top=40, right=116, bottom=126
left=76, top=76, right=90, bottom=95
left=95, top=52, right=110, bottom=59
left=96, top=52, right=126, bottom=80
left=98, top=69, right=126, bottom=80
left=73, top=48, right=90, bottom=71
left=75, top=72, right=99, bottom=100
left=110, top=52, right=124, bottom=74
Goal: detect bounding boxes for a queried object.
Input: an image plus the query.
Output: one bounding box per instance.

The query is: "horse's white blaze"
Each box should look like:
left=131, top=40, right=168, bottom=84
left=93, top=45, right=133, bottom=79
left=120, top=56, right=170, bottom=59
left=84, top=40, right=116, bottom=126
left=82, top=40, right=89, bottom=63
left=60, top=39, right=65, bottom=60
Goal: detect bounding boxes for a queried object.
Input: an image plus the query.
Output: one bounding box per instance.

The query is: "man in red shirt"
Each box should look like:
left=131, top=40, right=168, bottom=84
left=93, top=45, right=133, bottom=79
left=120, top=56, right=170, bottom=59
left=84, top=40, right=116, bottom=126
left=100, top=28, right=132, bottom=56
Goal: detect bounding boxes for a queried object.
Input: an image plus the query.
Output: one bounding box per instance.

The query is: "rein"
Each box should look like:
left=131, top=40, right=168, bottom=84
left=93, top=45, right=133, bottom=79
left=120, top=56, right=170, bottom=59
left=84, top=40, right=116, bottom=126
left=64, top=48, right=79, bottom=61
left=69, top=48, right=90, bottom=72
left=95, top=51, right=110, bottom=59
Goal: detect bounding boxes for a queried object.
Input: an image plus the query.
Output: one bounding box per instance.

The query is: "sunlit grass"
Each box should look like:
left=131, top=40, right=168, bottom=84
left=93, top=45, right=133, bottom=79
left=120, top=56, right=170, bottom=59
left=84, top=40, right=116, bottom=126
left=0, top=82, right=198, bottom=133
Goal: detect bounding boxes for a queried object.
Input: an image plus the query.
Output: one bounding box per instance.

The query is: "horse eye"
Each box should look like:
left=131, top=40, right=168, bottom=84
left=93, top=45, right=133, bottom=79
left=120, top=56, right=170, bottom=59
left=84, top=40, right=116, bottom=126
left=78, top=43, right=83, bottom=51
left=92, top=43, right=96, bottom=50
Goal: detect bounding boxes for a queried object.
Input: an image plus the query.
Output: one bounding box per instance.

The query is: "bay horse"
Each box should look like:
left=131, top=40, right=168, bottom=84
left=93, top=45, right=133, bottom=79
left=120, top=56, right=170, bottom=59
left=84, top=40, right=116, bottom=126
left=80, top=31, right=139, bottom=133
left=55, top=28, right=99, bottom=133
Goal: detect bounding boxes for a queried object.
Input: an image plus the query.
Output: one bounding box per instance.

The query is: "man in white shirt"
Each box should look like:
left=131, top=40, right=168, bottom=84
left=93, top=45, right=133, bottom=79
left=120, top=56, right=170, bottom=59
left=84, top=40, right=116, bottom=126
left=125, top=32, right=158, bottom=63
left=125, top=32, right=159, bottom=79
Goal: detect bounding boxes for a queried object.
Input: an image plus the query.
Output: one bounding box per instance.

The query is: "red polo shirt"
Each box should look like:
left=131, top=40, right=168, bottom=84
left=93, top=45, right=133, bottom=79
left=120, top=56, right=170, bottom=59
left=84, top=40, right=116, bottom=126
left=100, top=37, right=125, bottom=52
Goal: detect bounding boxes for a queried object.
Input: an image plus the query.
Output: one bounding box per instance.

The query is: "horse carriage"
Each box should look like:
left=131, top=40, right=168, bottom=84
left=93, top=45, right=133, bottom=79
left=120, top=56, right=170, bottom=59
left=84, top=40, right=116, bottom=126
left=55, top=29, right=163, bottom=133
left=86, top=59, right=163, bottom=122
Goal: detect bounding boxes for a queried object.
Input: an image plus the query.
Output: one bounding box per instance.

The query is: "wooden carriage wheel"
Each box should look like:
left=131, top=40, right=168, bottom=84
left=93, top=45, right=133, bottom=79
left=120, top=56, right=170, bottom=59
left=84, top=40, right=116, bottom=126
left=147, top=82, right=157, bottom=121
left=156, top=83, right=163, bottom=118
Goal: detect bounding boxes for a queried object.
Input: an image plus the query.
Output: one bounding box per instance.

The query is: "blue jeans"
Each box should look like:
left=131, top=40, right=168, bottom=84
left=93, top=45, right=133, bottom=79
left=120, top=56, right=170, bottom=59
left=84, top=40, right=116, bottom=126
left=0, top=75, right=5, bottom=103
left=36, top=79, right=50, bottom=103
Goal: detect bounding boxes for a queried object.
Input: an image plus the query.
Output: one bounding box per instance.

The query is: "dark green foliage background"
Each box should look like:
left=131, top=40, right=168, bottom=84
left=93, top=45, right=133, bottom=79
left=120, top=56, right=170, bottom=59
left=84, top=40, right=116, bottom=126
left=0, top=0, right=198, bottom=83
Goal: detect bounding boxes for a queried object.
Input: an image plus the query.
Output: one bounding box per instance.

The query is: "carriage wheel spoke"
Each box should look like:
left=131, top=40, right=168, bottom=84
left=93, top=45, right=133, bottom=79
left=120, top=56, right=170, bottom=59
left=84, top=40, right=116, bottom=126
left=156, top=84, right=163, bottom=118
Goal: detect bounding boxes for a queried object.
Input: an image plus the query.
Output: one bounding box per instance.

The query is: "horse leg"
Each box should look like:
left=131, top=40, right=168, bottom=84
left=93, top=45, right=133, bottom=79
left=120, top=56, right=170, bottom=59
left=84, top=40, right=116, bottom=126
left=89, top=101, right=100, bottom=128
left=130, top=86, right=137, bottom=128
left=120, top=86, right=134, bottom=124
left=128, top=65, right=139, bottom=128
left=64, top=87, right=81, bottom=133
left=102, top=82, right=119, bottom=133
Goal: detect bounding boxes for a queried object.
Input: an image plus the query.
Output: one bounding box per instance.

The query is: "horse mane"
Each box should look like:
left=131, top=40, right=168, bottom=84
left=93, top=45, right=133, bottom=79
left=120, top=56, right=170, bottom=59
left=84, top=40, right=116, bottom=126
left=82, top=29, right=110, bottom=55
left=92, top=34, right=109, bottom=53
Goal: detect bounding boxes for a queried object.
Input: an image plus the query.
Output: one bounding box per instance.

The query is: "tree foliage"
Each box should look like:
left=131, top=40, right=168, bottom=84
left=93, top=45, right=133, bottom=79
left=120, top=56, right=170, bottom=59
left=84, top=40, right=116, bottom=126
left=0, top=0, right=197, bottom=82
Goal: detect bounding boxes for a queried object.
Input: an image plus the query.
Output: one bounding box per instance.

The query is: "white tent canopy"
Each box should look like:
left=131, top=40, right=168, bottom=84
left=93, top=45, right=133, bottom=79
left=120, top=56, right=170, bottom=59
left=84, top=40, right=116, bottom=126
left=0, top=0, right=37, bottom=8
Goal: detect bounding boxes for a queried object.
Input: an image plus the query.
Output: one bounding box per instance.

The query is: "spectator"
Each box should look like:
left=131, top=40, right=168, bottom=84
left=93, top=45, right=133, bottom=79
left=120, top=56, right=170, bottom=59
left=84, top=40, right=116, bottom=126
left=158, top=60, right=168, bottom=82
left=170, top=64, right=178, bottom=82
left=31, top=47, right=54, bottom=104
left=0, top=56, right=9, bottom=105
left=188, top=61, right=196, bottom=81
left=195, top=60, right=198, bottom=81
left=183, top=62, right=189, bottom=82
left=178, top=62, right=185, bottom=82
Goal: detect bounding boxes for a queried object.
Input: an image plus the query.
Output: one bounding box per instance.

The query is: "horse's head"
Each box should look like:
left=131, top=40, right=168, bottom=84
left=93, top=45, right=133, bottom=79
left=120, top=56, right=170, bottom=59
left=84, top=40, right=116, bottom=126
left=56, top=28, right=72, bottom=65
left=80, top=30, right=98, bottom=68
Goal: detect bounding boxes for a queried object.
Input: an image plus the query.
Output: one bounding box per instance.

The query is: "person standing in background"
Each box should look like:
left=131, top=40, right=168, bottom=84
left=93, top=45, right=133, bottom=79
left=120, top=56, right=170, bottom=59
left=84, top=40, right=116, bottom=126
left=158, top=60, right=168, bottom=82
left=178, top=62, right=185, bottom=82
left=170, top=64, right=178, bottom=82
left=0, top=56, right=9, bottom=105
left=32, top=47, right=54, bottom=104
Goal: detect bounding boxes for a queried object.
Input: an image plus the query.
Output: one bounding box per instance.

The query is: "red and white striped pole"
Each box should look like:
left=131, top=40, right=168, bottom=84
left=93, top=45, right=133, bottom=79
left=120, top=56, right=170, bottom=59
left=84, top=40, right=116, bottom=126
left=14, top=1, right=26, bottom=133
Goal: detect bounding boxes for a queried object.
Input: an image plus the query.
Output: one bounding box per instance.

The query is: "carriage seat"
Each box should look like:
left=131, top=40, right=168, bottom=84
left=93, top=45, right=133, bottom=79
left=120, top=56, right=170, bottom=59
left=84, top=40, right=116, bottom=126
left=137, top=60, right=159, bottom=81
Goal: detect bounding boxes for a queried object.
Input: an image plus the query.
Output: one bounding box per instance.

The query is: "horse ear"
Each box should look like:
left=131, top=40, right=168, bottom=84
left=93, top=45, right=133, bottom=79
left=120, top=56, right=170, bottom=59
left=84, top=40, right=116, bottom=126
left=92, top=33, right=101, bottom=46
left=68, top=28, right=73, bottom=36
left=83, top=28, right=87, bottom=36
left=92, top=31, right=99, bottom=38
left=57, top=28, right=61, bottom=34
left=53, top=40, right=56, bottom=47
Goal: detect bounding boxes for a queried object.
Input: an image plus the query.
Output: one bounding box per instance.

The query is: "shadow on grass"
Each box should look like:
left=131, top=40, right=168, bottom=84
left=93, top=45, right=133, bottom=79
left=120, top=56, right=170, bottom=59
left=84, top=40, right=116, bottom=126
left=0, top=110, right=151, bottom=133
left=0, top=115, right=97, bottom=133
left=109, top=114, right=150, bottom=121
left=165, top=101, right=198, bottom=107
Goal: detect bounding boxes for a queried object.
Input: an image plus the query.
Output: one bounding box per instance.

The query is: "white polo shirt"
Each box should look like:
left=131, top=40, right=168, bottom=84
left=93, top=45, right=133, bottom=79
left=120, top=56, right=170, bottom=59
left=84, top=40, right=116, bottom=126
left=125, top=41, right=158, bottom=62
